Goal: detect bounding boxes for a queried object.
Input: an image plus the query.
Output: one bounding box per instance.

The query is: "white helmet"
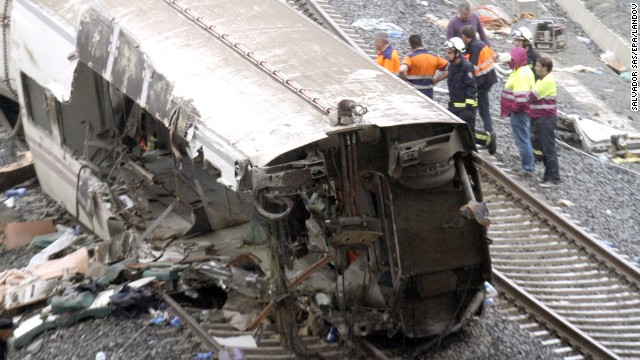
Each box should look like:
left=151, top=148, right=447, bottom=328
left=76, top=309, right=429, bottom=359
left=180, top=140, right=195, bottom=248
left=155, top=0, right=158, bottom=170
left=444, top=37, right=466, bottom=52
left=512, top=26, right=533, bottom=43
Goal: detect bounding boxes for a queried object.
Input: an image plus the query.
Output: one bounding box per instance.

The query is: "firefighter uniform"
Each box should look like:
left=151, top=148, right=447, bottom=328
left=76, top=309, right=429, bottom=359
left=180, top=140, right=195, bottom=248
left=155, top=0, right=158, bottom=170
left=447, top=56, right=478, bottom=131
left=465, top=37, right=497, bottom=154
left=402, top=49, right=449, bottom=99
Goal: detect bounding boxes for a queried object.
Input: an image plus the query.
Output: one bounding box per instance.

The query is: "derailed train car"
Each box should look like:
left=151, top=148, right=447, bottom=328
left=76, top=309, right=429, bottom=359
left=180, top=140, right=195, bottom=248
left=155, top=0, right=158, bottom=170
left=2, top=0, right=490, bottom=344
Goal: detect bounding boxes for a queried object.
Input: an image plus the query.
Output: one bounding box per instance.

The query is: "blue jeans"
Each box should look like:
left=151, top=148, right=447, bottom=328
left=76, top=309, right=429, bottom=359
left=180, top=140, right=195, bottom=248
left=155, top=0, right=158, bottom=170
left=510, top=112, right=535, bottom=173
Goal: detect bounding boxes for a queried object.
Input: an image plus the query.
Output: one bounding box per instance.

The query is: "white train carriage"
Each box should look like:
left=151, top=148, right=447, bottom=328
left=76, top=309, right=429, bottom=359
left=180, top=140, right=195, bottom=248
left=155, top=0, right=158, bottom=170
left=4, top=0, right=490, bottom=340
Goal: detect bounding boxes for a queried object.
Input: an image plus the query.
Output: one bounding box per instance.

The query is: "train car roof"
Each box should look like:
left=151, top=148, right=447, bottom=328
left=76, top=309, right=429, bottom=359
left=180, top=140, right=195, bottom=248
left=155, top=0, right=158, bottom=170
left=14, top=0, right=463, bottom=188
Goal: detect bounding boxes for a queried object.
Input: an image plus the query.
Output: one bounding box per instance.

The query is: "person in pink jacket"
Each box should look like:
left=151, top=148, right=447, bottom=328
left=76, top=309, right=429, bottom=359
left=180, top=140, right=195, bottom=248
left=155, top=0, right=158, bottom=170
left=501, top=47, right=536, bottom=177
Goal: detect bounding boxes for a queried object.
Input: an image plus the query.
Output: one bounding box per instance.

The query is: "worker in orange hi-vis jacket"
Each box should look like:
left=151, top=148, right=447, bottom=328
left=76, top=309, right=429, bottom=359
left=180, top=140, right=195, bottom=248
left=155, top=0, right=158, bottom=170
left=398, top=34, right=449, bottom=99
left=373, top=31, right=400, bottom=74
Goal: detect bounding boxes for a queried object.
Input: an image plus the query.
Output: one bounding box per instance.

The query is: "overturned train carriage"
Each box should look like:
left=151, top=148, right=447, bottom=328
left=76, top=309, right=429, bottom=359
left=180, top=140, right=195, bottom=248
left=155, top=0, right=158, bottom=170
left=6, top=0, right=490, bottom=341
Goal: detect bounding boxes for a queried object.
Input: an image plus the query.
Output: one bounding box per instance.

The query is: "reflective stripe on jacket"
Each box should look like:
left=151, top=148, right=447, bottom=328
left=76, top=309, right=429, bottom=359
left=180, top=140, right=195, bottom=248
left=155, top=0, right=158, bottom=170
left=528, top=72, right=557, bottom=118
left=500, top=65, right=535, bottom=117
left=446, top=58, right=477, bottom=110
left=402, top=49, right=448, bottom=97
left=377, top=46, right=400, bottom=74
left=465, top=38, right=497, bottom=90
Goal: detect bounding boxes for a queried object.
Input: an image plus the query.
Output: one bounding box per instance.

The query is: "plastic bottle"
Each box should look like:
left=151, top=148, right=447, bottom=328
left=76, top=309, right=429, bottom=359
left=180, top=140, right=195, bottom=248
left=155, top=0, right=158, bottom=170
left=5, top=188, right=27, bottom=197
left=193, top=352, right=214, bottom=360
left=95, top=351, right=106, bottom=360
left=483, top=281, right=498, bottom=297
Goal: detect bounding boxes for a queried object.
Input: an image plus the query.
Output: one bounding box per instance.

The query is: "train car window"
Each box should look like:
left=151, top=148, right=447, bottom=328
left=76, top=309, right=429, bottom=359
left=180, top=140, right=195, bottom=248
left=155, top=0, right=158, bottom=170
left=59, top=63, right=111, bottom=156
left=22, top=74, right=52, bottom=134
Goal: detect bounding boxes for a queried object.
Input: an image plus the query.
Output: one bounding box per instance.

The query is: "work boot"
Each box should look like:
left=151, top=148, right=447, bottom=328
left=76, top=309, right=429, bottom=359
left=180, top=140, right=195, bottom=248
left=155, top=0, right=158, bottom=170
left=488, top=132, right=497, bottom=155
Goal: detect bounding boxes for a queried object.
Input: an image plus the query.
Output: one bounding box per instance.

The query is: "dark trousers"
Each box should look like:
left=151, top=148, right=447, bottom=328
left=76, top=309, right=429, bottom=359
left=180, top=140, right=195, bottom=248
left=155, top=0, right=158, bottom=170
left=451, top=107, right=476, bottom=133
left=477, top=86, right=493, bottom=132
left=530, top=120, right=543, bottom=161
left=534, top=116, right=560, bottom=182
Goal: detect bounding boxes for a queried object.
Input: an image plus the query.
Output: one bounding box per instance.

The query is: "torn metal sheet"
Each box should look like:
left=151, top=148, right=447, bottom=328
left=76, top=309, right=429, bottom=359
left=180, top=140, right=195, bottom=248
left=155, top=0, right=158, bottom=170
left=558, top=112, right=640, bottom=155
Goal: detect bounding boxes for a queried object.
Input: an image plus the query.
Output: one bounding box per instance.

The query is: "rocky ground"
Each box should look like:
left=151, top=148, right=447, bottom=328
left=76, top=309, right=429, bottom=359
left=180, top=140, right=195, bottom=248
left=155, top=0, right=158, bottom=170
left=0, top=0, right=638, bottom=359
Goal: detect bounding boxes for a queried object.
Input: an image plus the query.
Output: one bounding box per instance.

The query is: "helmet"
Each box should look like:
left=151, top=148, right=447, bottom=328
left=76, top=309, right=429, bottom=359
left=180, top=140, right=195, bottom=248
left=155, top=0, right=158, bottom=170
left=512, top=26, right=533, bottom=42
left=444, top=37, right=466, bottom=52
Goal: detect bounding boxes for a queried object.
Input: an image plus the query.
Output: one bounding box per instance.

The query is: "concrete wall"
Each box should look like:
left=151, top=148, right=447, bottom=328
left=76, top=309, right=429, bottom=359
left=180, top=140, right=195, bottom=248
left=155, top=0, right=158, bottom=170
left=554, top=0, right=631, bottom=69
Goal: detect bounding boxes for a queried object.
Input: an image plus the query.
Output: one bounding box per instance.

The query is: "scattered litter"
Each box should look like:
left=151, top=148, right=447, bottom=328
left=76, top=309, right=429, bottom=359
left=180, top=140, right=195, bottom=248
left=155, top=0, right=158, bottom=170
left=600, top=51, right=628, bottom=74
left=605, top=209, right=613, bottom=216
left=118, top=195, right=135, bottom=210
left=127, top=276, right=157, bottom=289
left=474, top=5, right=511, bottom=30
left=460, top=200, right=491, bottom=227
left=556, top=199, right=574, bottom=207
left=3, top=197, right=14, bottom=208
left=169, top=315, right=181, bottom=328
left=555, top=65, right=600, bottom=74
left=351, top=19, right=404, bottom=38
left=599, top=240, right=616, bottom=249
left=218, top=348, right=245, bottom=360
left=484, top=281, right=498, bottom=297
left=5, top=187, right=27, bottom=198
left=418, top=1, right=428, bottom=6
left=0, top=151, right=36, bottom=192
left=0, top=220, right=56, bottom=250
left=193, top=352, right=214, bottom=360
left=212, top=335, right=257, bottom=348
left=620, top=72, right=632, bottom=81
left=95, top=351, right=107, bottom=360
left=326, top=325, right=339, bottom=343
left=28, top=228, right=82, bottom=267
left=51, top=291, right=96, bottom=314
left=576, top=36, right=591, bottom=44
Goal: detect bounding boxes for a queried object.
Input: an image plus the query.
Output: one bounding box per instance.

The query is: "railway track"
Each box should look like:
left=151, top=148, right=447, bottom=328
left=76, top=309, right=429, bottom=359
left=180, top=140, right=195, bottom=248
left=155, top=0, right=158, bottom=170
left=151, top=1, right=640, bottom=359
left=289, top=2, right=640, bottom=359
left=478, top=152, right=640, bottom=360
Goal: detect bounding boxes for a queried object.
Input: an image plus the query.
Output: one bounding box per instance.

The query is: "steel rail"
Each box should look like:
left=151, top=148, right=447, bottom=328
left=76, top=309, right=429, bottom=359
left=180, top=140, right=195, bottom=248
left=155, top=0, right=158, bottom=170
left=474, top=152, right=640, bottom=289
left=492, top=270, right=622, bottom=360
left=302, top=0, right=370, bottom=57
left=163, top=293, right=223, bottom=352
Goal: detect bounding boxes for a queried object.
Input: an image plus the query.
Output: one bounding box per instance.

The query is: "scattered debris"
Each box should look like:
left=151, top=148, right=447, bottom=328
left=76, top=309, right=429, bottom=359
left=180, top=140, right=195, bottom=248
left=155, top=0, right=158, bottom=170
left=351, top=19, right=405, bottom=37
left=576, top=36, right=591, bottom=44
left=0, top=152, right=35, bottom=192
left=600, top=51, right=628, bottom=74
left=0, top=219, right=56, bottom=250
left=556, top=199, right=574, bottom=207
left=555, top=65, right=601, bottom=74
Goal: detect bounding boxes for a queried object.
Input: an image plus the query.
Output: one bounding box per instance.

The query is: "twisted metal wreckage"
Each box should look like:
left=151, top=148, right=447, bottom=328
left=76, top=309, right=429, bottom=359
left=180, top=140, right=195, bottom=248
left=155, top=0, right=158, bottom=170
left=0, top=0, right=492, bottom=353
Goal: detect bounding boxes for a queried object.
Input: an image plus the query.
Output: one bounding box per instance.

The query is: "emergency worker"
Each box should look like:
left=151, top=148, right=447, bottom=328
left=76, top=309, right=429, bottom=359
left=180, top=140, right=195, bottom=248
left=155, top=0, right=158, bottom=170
left=512, top=26, right=540, bottom=78
left=512, top=26, right=543, bottom=160
left=399, top=35, right=449, bottom=99
left=461, top=25, right=497, bottom=154
left=501, top=47, right=536, bottom=177
left=528, top=57, right=561, bottom=187
left=444, top=37, right=477, bottom=131
left=374, top=31, right=400, bottom=74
